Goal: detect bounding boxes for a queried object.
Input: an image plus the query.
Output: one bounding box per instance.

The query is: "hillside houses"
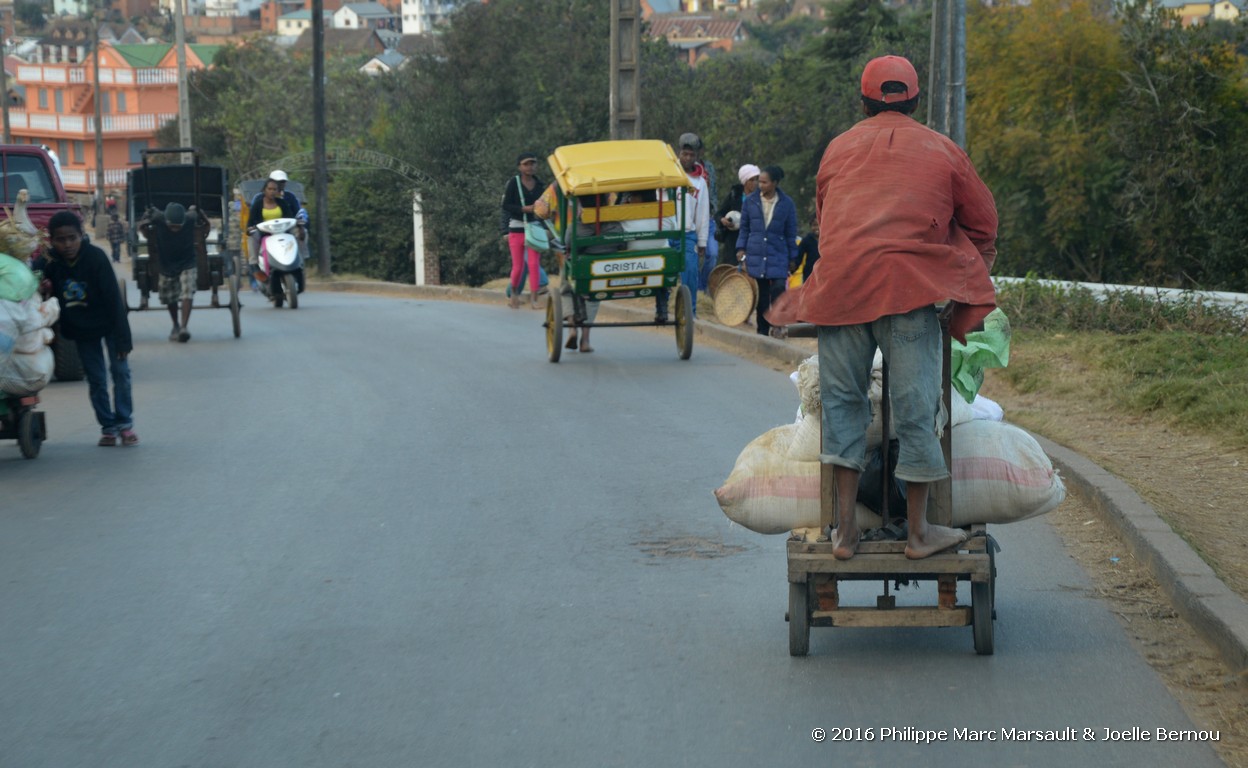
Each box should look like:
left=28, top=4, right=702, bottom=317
left=5, top=22, right=217, bottom=194
left=1160, top=0, right=1243, bottom=24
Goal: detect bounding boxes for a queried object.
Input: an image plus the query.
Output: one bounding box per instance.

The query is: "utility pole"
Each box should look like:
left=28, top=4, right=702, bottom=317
left=609, top=0, right=641, bottom=140
left=1, top=9, right=11, bottom=144
left=92, top=9, right=104, bottom=228
left=311, top=0, right=330, bottom=275
left=173, top=0, right=191, bottom=162
left=927, top=0, right=966, bottom=148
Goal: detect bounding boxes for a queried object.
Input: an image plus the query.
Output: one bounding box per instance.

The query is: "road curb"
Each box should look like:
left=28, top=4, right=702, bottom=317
left=1033, top=436, right=1248, bottom=673
left=314, top=280, right=1248, bottom=672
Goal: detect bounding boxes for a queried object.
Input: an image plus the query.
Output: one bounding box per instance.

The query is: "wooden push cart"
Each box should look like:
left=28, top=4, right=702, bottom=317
left=122, top=148, right=241, bottom=338
left=542, top=140, right=695, bottom=362
left=782, top=318, right=999, bottom=656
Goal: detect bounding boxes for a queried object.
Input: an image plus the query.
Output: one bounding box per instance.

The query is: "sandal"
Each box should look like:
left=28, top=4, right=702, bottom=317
left=565, top=334, right=578, bottom=350
left=98, top=433, right=117, bottom=447
left=120, top=429, right=139, bottom=446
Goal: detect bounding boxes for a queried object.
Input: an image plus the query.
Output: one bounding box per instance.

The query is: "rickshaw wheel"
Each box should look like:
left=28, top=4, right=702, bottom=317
left=972, top=575, right=995, bottom=655
left=788, top=580, right=811, bottom=657
left=17, top=409, right=41, bottom=459
left=546, top=287, right=563, bottom=363
left=117, top=277, right=130, bottom=312
left=675, top=284, right=694, bottom=360
left=229, top=273, right=241, bottom=338
left=283, top=274, right=299, bottom=309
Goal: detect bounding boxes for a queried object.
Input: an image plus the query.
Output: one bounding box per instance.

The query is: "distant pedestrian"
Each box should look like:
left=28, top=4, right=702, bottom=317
left=104, top=192, right=117, bottom=216
left=735, top=165, right=798, bottom=337
left=41, top=211, right=137, bottom=447
left=106, top=213, right=126, bottom=263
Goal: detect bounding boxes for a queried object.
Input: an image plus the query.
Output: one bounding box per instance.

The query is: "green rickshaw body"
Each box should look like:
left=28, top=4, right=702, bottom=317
left=547, top=140, right=691, bottom=303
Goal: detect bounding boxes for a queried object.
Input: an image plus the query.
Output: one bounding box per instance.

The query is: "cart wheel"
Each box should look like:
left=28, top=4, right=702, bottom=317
left=972, top=576, right=994, bottom=655
left=283, top=273, right=298, bottom=309
left=229, top=273, right=240, bottom=339
left=675, top=283, right=694, bottom=360
left=17, top=409, right=41, bottom=459
left=546, top=287, right=563, bottom=363
left=789, top=580, right=811, bottom=657
left=118, top=277, right=130, bottom=312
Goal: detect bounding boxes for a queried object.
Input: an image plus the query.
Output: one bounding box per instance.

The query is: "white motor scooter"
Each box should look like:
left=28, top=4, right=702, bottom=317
left=253, top=218, right=304, bottom=309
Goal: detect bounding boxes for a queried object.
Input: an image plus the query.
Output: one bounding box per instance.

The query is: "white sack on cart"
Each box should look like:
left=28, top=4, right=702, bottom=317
left=0, top=295, right=48, bottom=337
left=13, top=326, right=54, bottom=354
left=36, top=296, right=59, bottom=327
left=714, top=423, right=883, bottom=535
left=0, top=346, right=53, bottom=396
left=715, top=418, right=1065, bottom=533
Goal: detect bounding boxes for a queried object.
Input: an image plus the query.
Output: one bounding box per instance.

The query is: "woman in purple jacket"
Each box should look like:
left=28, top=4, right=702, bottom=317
left=735, top=165, right=798, bottom=336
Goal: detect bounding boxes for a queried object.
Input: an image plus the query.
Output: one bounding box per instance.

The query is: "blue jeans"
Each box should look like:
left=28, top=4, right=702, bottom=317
left=699, top=237, right=718, bottom=292
left=76, top=335, right=133, bottom=435
left=817, top=305, right=945, bottom=483
left=654, top=233, right=699, bottom=318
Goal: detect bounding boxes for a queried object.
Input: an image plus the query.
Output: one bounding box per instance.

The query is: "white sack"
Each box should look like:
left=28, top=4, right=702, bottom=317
left=714, top=423, right=882, bottom=535
left=0, top=346, right=53, bottom=396
left=0, top=296, right=46, bottom=337
left=36, top=297, right=59, bottom=328
left=12, top=326, right=53, bottom=354
left=715, top=419, right=1065, bottom=533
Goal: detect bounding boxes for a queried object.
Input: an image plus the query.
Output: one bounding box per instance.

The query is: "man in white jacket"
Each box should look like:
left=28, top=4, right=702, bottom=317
left=655, top=132, right=710, bottom=322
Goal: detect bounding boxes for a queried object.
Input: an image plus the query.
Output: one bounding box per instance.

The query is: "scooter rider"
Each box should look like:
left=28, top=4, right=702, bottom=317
left=247, top=173, right=299, bottom=278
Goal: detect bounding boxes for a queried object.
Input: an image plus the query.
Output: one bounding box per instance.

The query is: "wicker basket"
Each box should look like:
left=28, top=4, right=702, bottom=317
left=707, top=264, right=736, bottom=297
left=714, top=272, right=756, bottom=326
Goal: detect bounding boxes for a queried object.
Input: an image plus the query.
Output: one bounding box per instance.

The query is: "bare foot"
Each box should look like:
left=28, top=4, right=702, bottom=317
left=905, top=525, right=968, bottom=559
left=579, top=340, right=593, bottom=353
left=832, top=525, right=859, bottom=560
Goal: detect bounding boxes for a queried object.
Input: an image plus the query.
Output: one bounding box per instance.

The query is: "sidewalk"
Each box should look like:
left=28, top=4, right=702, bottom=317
left=314, top=280, right=1248, bottom=673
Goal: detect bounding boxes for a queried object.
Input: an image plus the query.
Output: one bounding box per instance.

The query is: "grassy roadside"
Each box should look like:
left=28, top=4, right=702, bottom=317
left=993, top=280, right=1248, bottom=450
left=994, top=329, right=1248, bottom=451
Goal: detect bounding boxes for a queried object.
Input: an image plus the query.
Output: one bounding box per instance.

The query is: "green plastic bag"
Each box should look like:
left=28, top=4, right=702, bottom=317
left=0, top=253, right=37, bottom=303
left=950, top=308, right=1011, bottom=403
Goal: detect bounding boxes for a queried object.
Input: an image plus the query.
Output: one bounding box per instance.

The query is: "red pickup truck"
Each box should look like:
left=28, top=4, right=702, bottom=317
left=0, top=144, right=82, bottom=236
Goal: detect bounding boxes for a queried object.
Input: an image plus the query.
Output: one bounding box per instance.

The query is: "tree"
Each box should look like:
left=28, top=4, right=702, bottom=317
left=967, top=0, right=1128, bottom=282
left=382, top=0, right=612, bottom=286
left=1111, top=2, right=1248, bottom=289
left=15, top=0, right=46, bottom=31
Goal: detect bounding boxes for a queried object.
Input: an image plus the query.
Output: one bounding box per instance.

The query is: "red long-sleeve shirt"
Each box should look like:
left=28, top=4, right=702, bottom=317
left=798, top=112, right=998, bottom=342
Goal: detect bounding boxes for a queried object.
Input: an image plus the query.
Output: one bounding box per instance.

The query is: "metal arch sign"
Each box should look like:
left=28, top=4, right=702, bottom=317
left=241, top=149, right=428, bottom=185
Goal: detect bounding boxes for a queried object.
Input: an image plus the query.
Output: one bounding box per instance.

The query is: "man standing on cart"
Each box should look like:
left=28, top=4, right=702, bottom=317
left=769, top=55, right=998, bottom=560
left=141, top=202, right=206, bottom=343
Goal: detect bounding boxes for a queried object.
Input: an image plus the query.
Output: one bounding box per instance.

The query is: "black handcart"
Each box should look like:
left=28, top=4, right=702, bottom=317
left=0, top=394, right=45, bottom=458
left=123, top=148, right=241, bottom=337
left=543, top=140, right=695, bottom=362
left=782, top=316, right=998, bottom=655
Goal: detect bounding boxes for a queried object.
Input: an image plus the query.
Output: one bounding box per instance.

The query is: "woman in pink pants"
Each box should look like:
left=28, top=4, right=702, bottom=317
left=501, top=152, right=546, bottom=309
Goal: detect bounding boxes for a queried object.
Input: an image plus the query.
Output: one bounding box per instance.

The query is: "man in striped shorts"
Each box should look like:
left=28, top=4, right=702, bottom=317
left=141, top=202, right=205, bottom=343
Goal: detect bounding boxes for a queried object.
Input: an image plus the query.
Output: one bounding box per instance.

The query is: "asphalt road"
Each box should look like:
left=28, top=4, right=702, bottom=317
left=0, top=290, right=1226, bottom=767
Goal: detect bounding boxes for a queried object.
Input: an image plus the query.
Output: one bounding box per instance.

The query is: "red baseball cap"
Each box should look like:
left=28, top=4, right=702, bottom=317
left=861, top=55, right=920, bottom=103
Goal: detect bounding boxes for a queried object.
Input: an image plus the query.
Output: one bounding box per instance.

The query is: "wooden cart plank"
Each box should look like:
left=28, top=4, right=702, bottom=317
left=788, top=553, right=991, bottom=580
left=788, top=538, right=987, bottom=556
left=811, top=606, right=972, bottom=628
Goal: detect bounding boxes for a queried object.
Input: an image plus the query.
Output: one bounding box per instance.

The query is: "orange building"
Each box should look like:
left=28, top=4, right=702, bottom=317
left=8, top=29, right=218, bottom=196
